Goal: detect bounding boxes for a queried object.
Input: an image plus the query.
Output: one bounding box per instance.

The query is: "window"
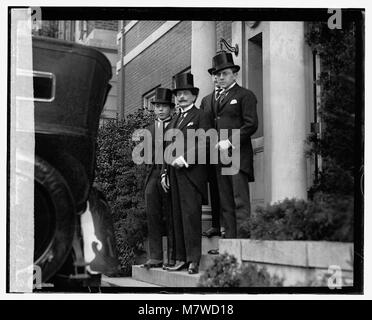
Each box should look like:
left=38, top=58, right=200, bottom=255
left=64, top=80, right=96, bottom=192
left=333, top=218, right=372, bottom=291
left=16, top=69, right=56, bottom=102
left=142, top=87, right=158, bottom=111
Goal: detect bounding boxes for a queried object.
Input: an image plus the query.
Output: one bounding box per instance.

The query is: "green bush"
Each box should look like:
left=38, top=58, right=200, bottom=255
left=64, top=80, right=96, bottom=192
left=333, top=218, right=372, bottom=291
left=239, top=195, right=353, bottom=242
left=198, top=253, right=283, bottom=287
left=94, top=110, right=154, bottom=275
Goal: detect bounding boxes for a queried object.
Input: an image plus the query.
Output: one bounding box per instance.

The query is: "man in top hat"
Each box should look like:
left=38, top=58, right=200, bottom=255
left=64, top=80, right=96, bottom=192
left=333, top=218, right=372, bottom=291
left=142, top=87, right=175, bottom=269
left=207, top=51, right=258, bottom=239
left=160, top=73, right=210, bottom=274
left=199, top=67, right=223, bottom=244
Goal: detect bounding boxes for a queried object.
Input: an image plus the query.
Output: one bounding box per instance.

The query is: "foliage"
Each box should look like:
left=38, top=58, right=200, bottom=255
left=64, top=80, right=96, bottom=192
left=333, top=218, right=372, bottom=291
left=305, top=22, right=356, bottom=197
left=198, top=253, right=240, bottom=287
left=94, top=109, right=154, bottom=275
left=198, top=253, right=283, bottom=287
left=239, top=196, right=353, bottom=242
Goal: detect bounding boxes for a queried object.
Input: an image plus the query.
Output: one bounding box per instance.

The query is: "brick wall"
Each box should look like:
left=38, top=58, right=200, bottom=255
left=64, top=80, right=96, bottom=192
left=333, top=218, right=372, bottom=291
left=124, top=21, right=191, bottom=115
left=125, top=21, right=165, bottom=53
left=216, top=21, right=232, bottom=52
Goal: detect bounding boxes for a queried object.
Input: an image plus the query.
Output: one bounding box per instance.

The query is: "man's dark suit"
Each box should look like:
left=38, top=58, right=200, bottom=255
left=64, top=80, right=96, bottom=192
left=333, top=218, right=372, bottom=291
left=200, top=91, right=221, bottom=232
left=144, top=119, right=174, bottom=262
left=202, top=83, right=258, bottom=238
left=162, top=105, right=209, bottom=263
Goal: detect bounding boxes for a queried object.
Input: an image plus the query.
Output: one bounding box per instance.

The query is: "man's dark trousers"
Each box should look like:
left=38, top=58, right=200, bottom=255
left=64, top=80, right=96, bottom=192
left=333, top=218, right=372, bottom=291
left=169, top=168, right=202, bottom=262
left=217, top=167, right=250, bottom=238
left=208, top=164, right=221, bottom=230
left=145, top=166, right=174, bottom=261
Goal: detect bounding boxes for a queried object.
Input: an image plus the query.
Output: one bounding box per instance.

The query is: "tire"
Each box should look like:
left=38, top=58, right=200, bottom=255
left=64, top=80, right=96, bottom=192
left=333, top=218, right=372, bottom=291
left=17, top=155, right=76, bottom=283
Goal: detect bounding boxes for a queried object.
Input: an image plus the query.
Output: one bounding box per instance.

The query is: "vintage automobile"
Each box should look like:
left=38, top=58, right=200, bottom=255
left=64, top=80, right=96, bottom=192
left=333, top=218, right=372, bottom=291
left=15, top=36, right=119, bottom=289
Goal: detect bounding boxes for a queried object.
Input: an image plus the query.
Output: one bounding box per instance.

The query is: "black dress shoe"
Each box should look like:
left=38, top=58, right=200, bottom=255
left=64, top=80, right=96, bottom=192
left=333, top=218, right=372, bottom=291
left=188, top=262, right=199, bottom=274
left=140, top=259, right=163, bottom=269
left=166, top=260, right=187, bottom=271
left=202, top=227, right=221, bottom=238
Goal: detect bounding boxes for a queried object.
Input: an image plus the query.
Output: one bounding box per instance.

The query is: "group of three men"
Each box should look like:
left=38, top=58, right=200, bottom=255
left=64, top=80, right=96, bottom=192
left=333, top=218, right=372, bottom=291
left=141, top=51, right=258, bottom=274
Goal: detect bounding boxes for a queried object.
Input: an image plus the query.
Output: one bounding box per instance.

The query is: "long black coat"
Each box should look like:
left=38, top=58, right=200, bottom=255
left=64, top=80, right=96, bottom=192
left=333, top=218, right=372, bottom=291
left=162, top=106, right=210, bottom=202
left=200, top=84, right=258, bottom=181
left=161, top=105, right=211, bottom=262
left=144, top=122, right=160, bottom=188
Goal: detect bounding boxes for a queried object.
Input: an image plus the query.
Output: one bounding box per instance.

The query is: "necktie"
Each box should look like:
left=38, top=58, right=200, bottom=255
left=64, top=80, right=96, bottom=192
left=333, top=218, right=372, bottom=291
left=218, top=89, right=228, bottom=102
left=176, top=112, right=187, bottom=127
left=216, top=89, right=227, bottom=112
left=215, top=88, right=223, bottom=100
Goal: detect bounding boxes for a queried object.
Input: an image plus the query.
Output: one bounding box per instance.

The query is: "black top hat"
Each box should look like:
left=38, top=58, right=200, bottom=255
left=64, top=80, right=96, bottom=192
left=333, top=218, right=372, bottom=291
left=172, top=73, right=199, bottom=95
left=211, top=51, right=240, bottom=74
left=151, top=87, right=175, bottom=107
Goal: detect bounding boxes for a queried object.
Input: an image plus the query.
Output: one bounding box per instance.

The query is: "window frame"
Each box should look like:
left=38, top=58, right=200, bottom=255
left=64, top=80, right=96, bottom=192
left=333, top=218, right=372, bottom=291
left=142, top=85, right=160, bottom=111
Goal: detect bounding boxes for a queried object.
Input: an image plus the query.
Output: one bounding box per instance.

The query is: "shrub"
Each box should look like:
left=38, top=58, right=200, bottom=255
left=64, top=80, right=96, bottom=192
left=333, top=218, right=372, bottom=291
left=198, top=253, right=240, bottom=287
left=94, top=110, right=154, bottom=275
left=198, top=253, right=283, bottom=287
left=239, top=195, right=353, bottom=242
left=305, top=22, right=356, bottom=197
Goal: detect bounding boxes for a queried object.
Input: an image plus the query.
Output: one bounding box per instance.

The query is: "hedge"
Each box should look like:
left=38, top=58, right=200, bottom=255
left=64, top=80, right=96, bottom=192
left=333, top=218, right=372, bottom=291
left=94, top=110, right=154, bottom=275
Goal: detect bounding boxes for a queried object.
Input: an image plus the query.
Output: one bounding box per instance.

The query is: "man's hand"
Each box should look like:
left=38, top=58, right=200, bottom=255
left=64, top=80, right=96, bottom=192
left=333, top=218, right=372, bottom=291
left=215, top=139, right=235, bottom=151
left=171, top=156, right=189, bottom=169
left=161, top=175, right=170, bottom=193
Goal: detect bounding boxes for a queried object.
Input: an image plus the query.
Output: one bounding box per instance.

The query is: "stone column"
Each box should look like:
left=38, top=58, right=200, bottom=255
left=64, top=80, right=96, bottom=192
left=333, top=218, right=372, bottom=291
left=231, top=22, right=244, bottom=86
left=264, top=22, right=308, bottom=202
left=191, top=21, right=216, bottom=106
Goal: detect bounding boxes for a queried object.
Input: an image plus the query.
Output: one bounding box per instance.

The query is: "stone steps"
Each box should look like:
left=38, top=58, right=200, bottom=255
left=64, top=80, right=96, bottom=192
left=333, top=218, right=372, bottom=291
left=132, top=265, right=201, bottom=287
left=132, top=236, right=220, bottom=287
left=101, top=275, right=161, bottom=287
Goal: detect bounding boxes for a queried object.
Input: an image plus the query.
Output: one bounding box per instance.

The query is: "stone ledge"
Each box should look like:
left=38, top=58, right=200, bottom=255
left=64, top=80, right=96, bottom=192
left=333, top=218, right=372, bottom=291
left=219, top=239, right=353, bottom=271
left=132, top=265, right=202, bottom=287
left=101, top=275, right=160, bottom=287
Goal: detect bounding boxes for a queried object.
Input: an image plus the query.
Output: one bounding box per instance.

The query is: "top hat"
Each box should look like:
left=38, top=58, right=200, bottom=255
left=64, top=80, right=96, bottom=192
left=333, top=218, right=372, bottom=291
left=151, top=87, right=175, bottom=107
left=172, top=73, right=199, bottom=96
left=211, top=51, right=240, bottom=74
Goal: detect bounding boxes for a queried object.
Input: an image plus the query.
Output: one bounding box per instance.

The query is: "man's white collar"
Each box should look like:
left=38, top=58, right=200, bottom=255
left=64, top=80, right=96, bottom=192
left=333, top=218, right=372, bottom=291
left=224, top=81, right=237, bottom=91
left=179, top=103, right=194, bottom=113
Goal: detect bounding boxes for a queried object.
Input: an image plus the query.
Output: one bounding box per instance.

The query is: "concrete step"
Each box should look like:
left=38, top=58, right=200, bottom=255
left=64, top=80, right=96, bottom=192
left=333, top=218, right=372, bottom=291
left=131, top=225, right=221, bottom=287
left=132, top=265, right=202, bottom=287
left=101, top=275, right=161, bottom=287
left=132, top=252, right=219, bottom=287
